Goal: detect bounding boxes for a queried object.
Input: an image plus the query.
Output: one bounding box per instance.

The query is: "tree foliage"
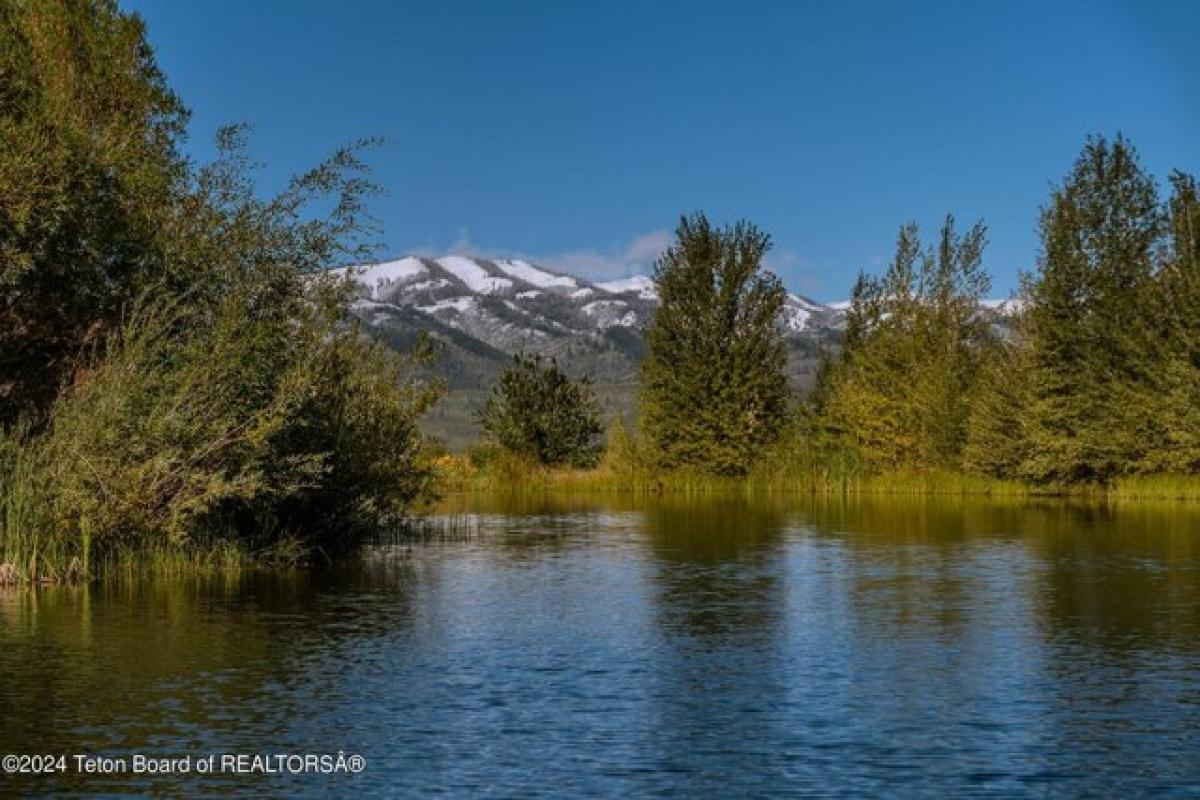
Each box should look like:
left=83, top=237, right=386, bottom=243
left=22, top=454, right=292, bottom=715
left=0, top=0, right=189, bottom=420
left=1133, top=171, right=1200, bottom=474
left=819, top=217, right=993, bottom=471
left=1018, top=135, right=1164, bottom=482
left=807, top=136, right=1200, bottom=487
left=477, top=353, right=603, bottom=468
left=0, top=1, right=441, bottom=578
left=639, top=213, right=789, bottom=475
left=960, top=137, right=1200, bottom=483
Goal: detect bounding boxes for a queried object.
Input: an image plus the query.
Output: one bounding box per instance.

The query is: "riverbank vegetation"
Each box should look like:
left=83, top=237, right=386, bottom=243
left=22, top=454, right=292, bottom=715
left=0, top=1, right=442, bottom=583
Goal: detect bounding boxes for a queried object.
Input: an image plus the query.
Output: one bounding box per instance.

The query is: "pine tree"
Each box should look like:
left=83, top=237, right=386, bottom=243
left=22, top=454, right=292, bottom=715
left=639, top=213, right=789, bottom=475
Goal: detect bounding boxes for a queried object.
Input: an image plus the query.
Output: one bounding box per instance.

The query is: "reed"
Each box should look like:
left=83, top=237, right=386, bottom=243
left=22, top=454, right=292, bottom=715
left=1107, top=474, right=1200, bottom=502
left=432, top=453, right=1040, bottom=499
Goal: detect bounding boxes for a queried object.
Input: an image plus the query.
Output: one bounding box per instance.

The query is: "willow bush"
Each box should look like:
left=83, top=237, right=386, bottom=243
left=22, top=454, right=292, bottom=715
left=0, top=1, right=443, bottom=581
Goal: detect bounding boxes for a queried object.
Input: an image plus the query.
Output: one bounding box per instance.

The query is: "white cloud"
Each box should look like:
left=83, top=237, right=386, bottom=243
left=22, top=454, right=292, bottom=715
left=624, top=230, right=673, bottom=266
left=411, top=228, right=489, bottom=260
left=409, top=228, right=672, bottom=282
left=534, top=229, right=672, bottom=281
left=406, top=229, right=839, bottom=298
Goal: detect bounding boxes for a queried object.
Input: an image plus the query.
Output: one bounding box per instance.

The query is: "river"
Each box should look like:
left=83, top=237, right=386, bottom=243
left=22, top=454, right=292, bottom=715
left=2, top=494, right=1199, bottom=796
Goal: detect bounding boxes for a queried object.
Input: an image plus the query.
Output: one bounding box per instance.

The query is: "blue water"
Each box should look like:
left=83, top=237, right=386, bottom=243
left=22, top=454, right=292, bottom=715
left=2, top=495, right=1199, bottom=797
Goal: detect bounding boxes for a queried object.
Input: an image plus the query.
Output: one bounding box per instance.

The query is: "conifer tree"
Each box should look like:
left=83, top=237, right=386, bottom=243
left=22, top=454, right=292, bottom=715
left=639, top=213, right=789, bottom=475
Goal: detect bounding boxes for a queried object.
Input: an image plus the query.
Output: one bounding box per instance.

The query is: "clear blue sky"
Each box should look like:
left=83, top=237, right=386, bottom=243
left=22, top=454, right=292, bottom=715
left=126, top=0, right=1198, bottom=301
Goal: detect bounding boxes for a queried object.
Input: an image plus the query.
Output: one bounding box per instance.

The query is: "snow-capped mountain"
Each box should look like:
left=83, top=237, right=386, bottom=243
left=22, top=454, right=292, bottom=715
left=332, top=255, right=845, bottom=446
left=334, top=255, right=844, bottom=378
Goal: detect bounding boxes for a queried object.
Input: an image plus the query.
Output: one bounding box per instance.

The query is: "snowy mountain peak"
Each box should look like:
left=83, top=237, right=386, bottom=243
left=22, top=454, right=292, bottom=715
left=335, top=254, right=846, bottom=399
left=333, top=257, right=427, bottom=297
left=335, top=255, right=844, bottom=340
left=492, top=258, right=578, bottom=289
left=597, top=275, right=658, bottom=300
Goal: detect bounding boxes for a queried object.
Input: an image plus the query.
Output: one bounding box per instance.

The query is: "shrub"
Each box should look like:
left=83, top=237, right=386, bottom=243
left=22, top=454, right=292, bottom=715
left=0, top=0, right=445, bottom=579
left=0, top=278, right=442, bottom=580
left=476, top=353, right=603, bottom=468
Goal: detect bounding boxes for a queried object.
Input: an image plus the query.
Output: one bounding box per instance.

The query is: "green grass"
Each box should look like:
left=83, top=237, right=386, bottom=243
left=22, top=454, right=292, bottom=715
left=433, top=453, right=1039, bottom=499
left=1107, top=474, right=1200, bottom=502
left=434, top=453, right=1200, bottom=503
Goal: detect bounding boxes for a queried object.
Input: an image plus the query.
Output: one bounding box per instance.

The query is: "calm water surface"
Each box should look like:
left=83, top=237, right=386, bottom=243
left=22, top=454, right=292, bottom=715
left=2, top=495, right=1200, bottom=796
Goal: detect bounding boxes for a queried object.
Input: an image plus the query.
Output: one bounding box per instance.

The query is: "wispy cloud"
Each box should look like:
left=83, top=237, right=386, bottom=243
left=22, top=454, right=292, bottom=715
left=411, top=229, right=673, bottom=282
left=408, top=229, right=840, bottom=297
left=539, top=230, right=671, bottom=281
left=765, top=249, right=831, bottom=298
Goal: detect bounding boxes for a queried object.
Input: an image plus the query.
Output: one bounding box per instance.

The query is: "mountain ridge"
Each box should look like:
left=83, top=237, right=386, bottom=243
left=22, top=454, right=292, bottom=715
left=332, top=255, right=846, bottom=447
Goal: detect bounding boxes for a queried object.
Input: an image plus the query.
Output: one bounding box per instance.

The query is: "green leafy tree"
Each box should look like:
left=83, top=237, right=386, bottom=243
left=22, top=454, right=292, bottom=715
left=1134, top=170, right=1200, bottom=473
left=1, top=126, right=444, bottom=575
left=639, top=213, right=789, bottom=475
left=820, top=216, right=992, bottom=471
left=0, top=1, right=443, bottom=579
left=0, top=0, right=188, bottom=422
left=962, top=319, right=1034, bottom=479
left=477, top=353, right=603, bottom=467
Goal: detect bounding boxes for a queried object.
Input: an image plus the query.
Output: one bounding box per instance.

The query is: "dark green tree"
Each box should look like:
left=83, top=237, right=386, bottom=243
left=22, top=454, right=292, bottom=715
left=477, top=353, right=603, bottom=467
left=639, top=213, right=789, bottom=475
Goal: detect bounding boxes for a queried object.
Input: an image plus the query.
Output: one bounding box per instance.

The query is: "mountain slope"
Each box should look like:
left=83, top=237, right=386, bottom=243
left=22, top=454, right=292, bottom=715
left=333, top=256, right=846, bottom=447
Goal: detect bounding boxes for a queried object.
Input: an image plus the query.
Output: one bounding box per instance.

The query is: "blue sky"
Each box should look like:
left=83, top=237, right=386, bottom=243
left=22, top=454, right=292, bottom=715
left=127, top=0, right=1198, bottom=301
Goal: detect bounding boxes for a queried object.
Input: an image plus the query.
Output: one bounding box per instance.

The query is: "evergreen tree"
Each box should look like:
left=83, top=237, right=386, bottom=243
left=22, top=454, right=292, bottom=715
left=1022, top=135, right=1162, bottom=482
left=639, top=213, right=789, bottom=475
left=477, top=353, right=603, bottom=468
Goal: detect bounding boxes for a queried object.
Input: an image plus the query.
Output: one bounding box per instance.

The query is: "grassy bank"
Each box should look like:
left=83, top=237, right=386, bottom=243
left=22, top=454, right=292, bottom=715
left=9, top=457, right=1200, bottom=587
left=434, top=452, right=1200, bottom=504
left=1107, top=475, right=1200, bottom=502
left=436, top=453, right=1033, bottom=498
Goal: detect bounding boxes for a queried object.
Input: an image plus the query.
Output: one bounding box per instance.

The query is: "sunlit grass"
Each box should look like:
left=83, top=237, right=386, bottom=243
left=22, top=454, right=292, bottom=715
left=434, top=453, right=1200, bottom=503
left=1108, top=474, right=1200, bottom=502
left=432, top=454, right=1038, bottom=498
